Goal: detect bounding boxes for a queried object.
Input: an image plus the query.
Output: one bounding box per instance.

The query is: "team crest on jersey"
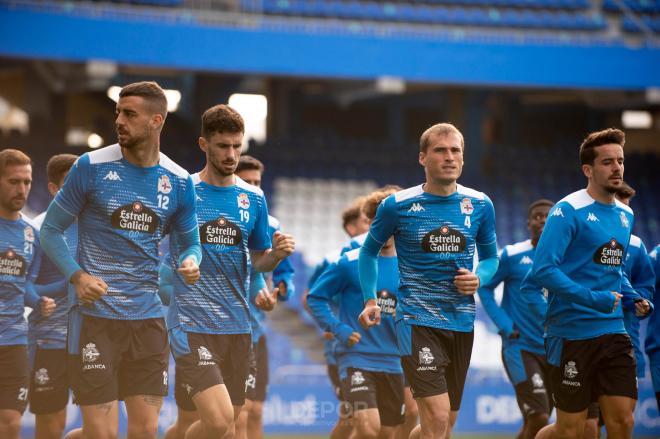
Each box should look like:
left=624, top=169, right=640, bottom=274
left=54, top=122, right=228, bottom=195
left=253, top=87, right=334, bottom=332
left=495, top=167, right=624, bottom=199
left=237, top=193, right=250, bottom=209
left=422, top=225, right=466, bottom=253
left=351, top=371, right=365, bottom=386
left=531, top=373, right=544, bottom=389
left=82, top=343, right=100, bottom=363
left=24, top=226, right=35, bottom=243
left=419, top=347, right=434, bottom=365
left=35, top=368, right=50, bottom=386
left=460, top=198, right=474, bottom=215
left=157, top=175, right=172, bottom=194
left=620, top=212, right=629, bottom=228
left=0, top=248, right=26, bottom=277
left=593, top=239, right=623, bottom=267
left=377, top=289, right=397, bottom=315
left=200, top=216, right=243, bottom=246
left=111, top=201, right=160, bottom=234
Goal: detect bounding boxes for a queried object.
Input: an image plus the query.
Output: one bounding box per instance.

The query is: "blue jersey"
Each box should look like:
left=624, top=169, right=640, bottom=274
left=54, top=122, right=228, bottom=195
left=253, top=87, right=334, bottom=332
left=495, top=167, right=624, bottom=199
left=48, top=144, right=198, bottom=320
left=367, top=184, right=497, bottom=332
left=247, top=215, right=295, bottom=343
left=168, top=174, right=270, bottom=335
left=478, top=239, right=544, bottom=354
left=622, top=235, right=655, bottom=377
left=0, top=214, right=41, bottom=345
left=308, top=249, right=401, bottom=378
left=645, top=245, right=660, bottom=364
left=530, top=189, right=635, bottom=340
left=28, top=213, right=78, bottom=349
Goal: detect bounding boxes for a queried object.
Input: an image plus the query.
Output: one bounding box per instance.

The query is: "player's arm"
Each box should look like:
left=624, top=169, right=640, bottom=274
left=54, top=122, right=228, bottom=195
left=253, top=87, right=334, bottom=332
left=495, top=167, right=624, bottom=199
left=520, top=271, right=548, bottom=323
left=158, top=260, right=174, bottom=306
left=307, top=259, right=358, bottom=346
left=272, top=255, right=295, bottom=302
left=531, top=204, right=617, bottom=313
left=620, top=266, right=653, bottom=319
left=24, top=238, right=55, bottom=316
left=477, top=248, right=515, bottom=338
left=251, top=198, right=295, bottom=273
left=358, top=195, right=397, bottom=327
left=172, top=176, right=202, bottom=284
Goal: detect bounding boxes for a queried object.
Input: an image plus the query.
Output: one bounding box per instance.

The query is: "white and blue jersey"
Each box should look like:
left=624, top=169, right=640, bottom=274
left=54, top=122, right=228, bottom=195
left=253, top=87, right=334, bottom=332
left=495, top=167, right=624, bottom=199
left=478, top=240, right=544, bottom=355
left=622, top=235, right=655, bottom=378
left=28, top=213, right=77, bottom=350
left=308, top=249, right=401, bottom=379
left=529, top=189, right=636, bottom=342
left=42, top=144, right=199, bottom=320
left=645, top=245, right=660, bottom=392
left=0, top=214, right=41, bottom=345
left=367, top=184, right=497, bottom=332
left=168, top=174, right=271, bottom=336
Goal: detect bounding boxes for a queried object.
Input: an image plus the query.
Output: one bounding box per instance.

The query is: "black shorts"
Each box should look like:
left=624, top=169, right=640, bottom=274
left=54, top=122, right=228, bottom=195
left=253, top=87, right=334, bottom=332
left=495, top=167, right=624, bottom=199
left=547, top=333, right=637, bottom=413
left=246, top=335, right=269, bottom=402
left=327, top=364, right=344, bottom=401
left=70, top=315, right=169, bottom=405
left=29, top=347, right=69, bottom=414
left=172, top=330, right=251, bottom=409
left=502, top=347, right=552, bottom=419
left=342, top=368, right=405, bottom=427
left=0, top=345, right=29, bottom=413
left=398, top=322, right=473, bottom=409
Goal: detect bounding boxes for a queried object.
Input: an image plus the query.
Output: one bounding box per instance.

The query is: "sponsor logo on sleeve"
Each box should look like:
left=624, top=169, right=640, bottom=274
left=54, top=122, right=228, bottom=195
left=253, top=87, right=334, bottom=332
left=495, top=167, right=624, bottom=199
left=422, top=225, right=466, bottom=253
left=0, top=249, right=26, bottom=276
left=593, top=239, right=624, bottom=266
left=111, top=201, right=160, bottom=233
left=200, top=217, right=243, bottom=246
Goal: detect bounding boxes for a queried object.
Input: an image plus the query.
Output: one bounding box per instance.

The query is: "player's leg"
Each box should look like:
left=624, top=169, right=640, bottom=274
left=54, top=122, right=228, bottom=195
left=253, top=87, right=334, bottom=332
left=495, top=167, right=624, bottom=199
left=247, top=334, right=269, bottom=439
left=519, top=352, right=552, bottom=439
left=0, top=345, right=29, bottom=439
left=375, top=372, right=405, bottom=439
left=598, top=395, right=635, bottom=438
left=235, top=343, right=257, bottom=439
left=441, top=330, right=474, bottom=439
left=120, top=319, right=169, bottom=439
left=164, top=365, right=200, bottom=439
left=30, top=348, right=70, bottom=439
left=345, top=368, right=381, bottom=439
left=185, top=384, right=235, bottom=438
left=72, top=316, right=121, bottom=439
left=581, top=404, right=600, bottom=439
left=650, top=360, right=660, bottom=412
left=501, top=344, right=535, bottom=439
left=329, top=364, right=354, bottom=439
left=396, top=385, right=418, bottom=439
left=535, top=408, right=588, bottom=439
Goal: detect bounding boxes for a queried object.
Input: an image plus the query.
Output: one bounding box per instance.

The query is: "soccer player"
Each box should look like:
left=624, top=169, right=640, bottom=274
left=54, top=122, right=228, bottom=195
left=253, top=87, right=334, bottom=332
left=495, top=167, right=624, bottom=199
left=359, top=123, right=500, bottom=439
left=646, top=245, right=660, bottom=411
left=29, top=154, right=78, bottom=439
left=235, top=154, right=296, bottom=439
left=304, top=196, right=371, bottom=439
left=0, top=149, right=55, bottom=439
left=166, top=104, right=294, bottom=439
left=477, top=199, right=554, bottom=439
left=309, top=186, right=404, bottom=439
left=40, top=81, right=202, bottom=439
left=528, top=128, right=652, bottom=439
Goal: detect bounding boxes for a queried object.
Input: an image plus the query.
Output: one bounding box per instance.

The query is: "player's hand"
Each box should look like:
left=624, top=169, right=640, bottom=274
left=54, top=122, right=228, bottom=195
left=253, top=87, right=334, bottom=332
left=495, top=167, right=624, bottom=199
left=612, top=292, right=622, bottom=312
left=277, top=281, right=288, bottom=300
left=635, top=299, right=651, bottom=317
left=272, top=231, right=295, bottom=260
left=177, top=257, right=200, bottom=285
left=255, top=287, right=279, bottom=311
left=454, top=268, right=480, bottom=295
left=347, top=331, right=361, bottom=347
left=40, top=297, right=56, bottom=317
left=71, top=270, right=108, bottom=305
left=322, top=331, right=335, bottom=340
left=358, top=299, right=381, bottom=329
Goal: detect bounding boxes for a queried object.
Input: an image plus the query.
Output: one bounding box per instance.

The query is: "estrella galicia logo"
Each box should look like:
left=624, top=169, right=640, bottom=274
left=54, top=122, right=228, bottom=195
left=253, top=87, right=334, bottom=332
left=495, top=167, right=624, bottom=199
left=377, top=289, right=397, bottom=315
left=111, top=201, right=159, bottom=233
left=593, top=239, right=624, bottom=266
left=422, top=225, right=466, bottom=253
left=200, top=217, right=243, bottom=246
left=0, top=248, right=26, bottom=276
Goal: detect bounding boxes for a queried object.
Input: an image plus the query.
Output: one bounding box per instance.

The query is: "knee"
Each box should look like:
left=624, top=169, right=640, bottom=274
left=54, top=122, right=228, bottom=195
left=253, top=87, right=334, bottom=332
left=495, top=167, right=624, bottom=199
left=39, top=413, right=67, bottom=435
left=248, top=403, right=263, bottom=421
left=355, top=421, right=379, bottom=439
left=405, top=403, right=419, bottom=421
left=607, top=412, right=634, bottom=432
left=127, top=419, right=158, bottom=439
left=201, top=413, right=233, bottom=436
left=554, top=422, right=584, bottom=439
left=526, top=413, right=550, bottom=435
left=1, top=417, right=21, bottom=437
